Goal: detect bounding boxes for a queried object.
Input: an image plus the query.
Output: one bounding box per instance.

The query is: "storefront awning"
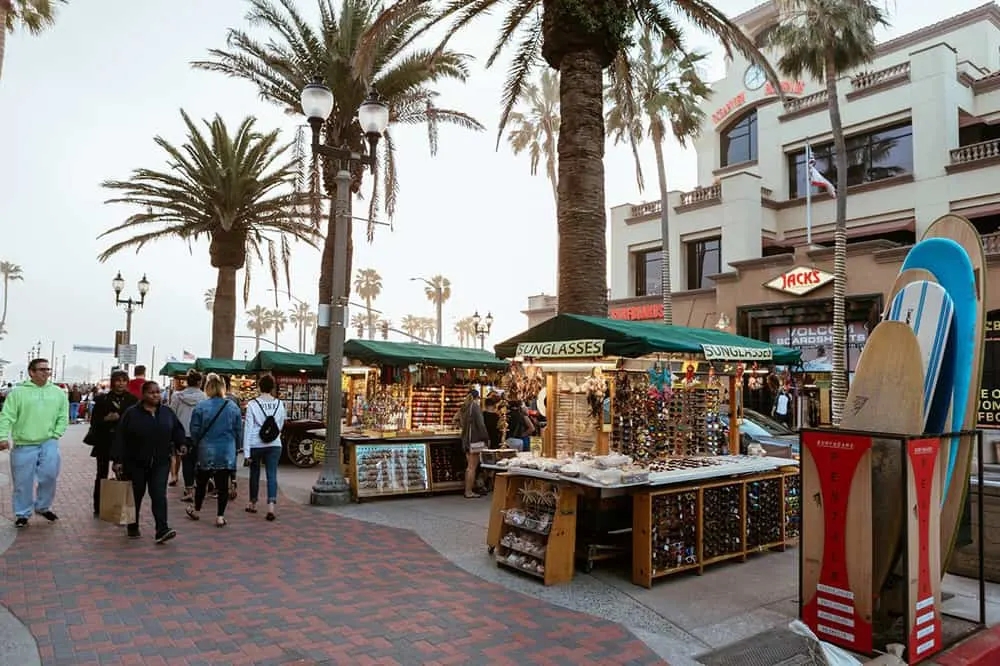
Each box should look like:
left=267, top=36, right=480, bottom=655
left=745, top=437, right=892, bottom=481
left=494, top=314, right=801, bottom=364
left=341, top=339, right=508, bottom=370
left=158, top=362, right=193, bottom=377
left=193, top=358, right=250, bottom=374
left=247, top=351, right=326, bottom=374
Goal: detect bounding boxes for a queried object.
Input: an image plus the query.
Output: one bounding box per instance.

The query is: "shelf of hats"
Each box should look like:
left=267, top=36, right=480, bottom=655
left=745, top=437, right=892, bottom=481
left=482, top=314, right=803, bottom=587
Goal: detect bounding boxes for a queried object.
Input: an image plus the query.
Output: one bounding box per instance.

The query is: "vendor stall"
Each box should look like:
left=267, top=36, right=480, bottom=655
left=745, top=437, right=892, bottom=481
left=338, top=339, right=508, bottom=501
left=158, top=361, right=194, bottom=393
left=486, top=314, right=802, bottom=585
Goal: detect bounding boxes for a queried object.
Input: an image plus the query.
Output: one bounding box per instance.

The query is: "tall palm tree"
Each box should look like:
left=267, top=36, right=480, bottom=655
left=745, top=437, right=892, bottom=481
left=0, top=261, right=24, bottom=330
left=453, top=317, right=470, bottom=347
left=769, top=0, right=888, bottom=425
left=289, top=301, right=313, bottom=352
left=507, top=69, right=560, bottom=207
left=204, top=288, right=216, bottom=313
left=376, top=317, right=392, bottom=339
left=605, top=29, right=711, bottom=325
left=267, top=308, right=287, bottom=351
left=364, top=0, right=777, bottom=317
left=349, top=312, right=367, bottom=338
left=98, top=111, right=317, bottom=359
left=353, top=268, right=382, bottom=340
left=400, top=314, right=421, bottom=340
left=193, top=0, right=484, bottom=354
left=1, top=0, right=67, bottom=81
left=425, top=274, right=451, bottom=340
left=247, top=305, right=272, bottom=353
left=417, top=317, right=437, bottom=341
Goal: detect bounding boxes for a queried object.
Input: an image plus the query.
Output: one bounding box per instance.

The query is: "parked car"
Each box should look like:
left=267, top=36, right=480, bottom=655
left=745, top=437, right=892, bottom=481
left=719, top=406, right=799, bottom=458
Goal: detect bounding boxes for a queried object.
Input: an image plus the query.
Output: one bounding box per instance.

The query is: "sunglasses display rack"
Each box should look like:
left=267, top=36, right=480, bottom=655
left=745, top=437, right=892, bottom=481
left=632, top=468, right=800, bottom=587
left=427, top=439, right=466, bottom=491
left=489, top=474, right=578, bottom=586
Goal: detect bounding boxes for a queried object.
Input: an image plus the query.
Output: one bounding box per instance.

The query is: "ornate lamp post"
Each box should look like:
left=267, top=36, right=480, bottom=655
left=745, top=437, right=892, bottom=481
left=472, top=310, right=493, bottom=351
left=301, top=77, right=389, bottom=506
left=112, top=272, right=150, bottom=372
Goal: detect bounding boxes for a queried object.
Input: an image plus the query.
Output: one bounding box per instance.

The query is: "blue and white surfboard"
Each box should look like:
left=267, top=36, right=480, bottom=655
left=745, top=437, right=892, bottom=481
left=885, top=281, right=954, bottom=428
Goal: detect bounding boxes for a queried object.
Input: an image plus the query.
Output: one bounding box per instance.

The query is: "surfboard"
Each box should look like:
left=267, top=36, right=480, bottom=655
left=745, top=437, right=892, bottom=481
left=900, top=237, right=978, bottom=502
left=921, top=214, right=987, bottom=575
left=883, top=269, right=938, bottom=320
left=840, top=321, right=925, bottom=608
left=885, top=281, right=954, bottom=427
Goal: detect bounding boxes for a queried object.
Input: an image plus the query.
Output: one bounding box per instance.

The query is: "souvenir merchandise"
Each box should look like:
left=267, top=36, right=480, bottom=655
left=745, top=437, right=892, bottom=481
left=493, top=478, right=577, bottom=584
left=702, top=483, right=743, bottom=559
left=745, top=477, right=783, bottom=549
left=651, top=491, right=698, bottom=574
left=353, top=443, right=428, bottom=497
left=784, top=473, right=801, bottom=541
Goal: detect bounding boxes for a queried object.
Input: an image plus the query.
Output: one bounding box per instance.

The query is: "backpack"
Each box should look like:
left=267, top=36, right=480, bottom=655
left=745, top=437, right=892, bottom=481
left=254, top=399, right=281, bottom=443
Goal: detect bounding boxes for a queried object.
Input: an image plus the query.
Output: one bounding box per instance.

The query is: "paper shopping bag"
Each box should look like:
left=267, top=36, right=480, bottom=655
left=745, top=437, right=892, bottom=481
left=99, top=479, right=136, bottom=525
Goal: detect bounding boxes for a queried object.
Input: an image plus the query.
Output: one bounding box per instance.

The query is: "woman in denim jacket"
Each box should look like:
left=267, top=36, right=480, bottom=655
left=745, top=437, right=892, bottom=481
left=185, top=373, right=242, bottom=527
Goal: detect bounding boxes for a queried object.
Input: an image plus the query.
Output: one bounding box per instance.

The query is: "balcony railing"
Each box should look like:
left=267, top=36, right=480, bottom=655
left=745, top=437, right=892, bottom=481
left=761, top=187, right=774, bottom=200
left=985, top=232, right=1000, bottom=255
left=851, top=62, right=910, bottom=91
left=783, top=90, right=827, bottom=114
left=950, top=138, right=1000, bottom=166
left=680, top=184, right=721, bottom=207
left=630, top=201, right=661, bottom=218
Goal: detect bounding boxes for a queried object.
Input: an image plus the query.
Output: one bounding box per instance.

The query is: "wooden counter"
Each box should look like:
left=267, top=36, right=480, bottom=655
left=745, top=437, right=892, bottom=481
left=340, top=433, right=466, bottom=501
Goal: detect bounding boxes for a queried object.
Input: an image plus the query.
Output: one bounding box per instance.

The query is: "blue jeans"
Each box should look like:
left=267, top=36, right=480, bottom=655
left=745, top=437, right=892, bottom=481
left=69, top=403, right=79, bottom=422
left=249, top=447, right=280, bottom=504
left=10, top=440, right=61, bottom=519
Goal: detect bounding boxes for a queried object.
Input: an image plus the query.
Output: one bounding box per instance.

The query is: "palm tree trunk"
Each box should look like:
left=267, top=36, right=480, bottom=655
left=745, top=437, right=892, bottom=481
left=0, top=2, right=9, bottom=83
left=365, top=297, right=374, bottom=340
left=273, top=328, right=278, bottom=351
left=826, top=57, right=848, bottom=427
left=651, top=127, right=673, bottom=325
left=315, top=186, right=354, bottom=353
left=555, top=51, right=608, bottom=317
left=255, top=334, right=260, bottom=354
left=1, top=274, right=9, bottom=327
left=212, top=267, right=238, bottom=359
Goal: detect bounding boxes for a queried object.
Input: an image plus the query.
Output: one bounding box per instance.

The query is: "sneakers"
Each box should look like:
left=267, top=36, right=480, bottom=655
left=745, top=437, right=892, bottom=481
left=126, top=524, right=141, bottom=539
left=40, top=511, right=58, bottom=522
left=14, top=517, right=27, bottom=528
left=155, top=528, right=177, bottom=544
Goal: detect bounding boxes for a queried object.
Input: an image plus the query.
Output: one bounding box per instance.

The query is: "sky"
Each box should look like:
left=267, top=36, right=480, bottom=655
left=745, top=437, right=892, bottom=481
left=0, top=0, right=988, bottom=383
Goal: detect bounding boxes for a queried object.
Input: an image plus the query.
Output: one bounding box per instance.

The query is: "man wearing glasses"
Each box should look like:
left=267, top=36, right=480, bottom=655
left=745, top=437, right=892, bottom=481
left=0, top=358, right=68, bottom=527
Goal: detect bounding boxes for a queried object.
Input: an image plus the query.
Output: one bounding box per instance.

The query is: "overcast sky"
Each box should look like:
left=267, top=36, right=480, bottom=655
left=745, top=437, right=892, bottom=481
left=0, top=0, right=985, bottom=382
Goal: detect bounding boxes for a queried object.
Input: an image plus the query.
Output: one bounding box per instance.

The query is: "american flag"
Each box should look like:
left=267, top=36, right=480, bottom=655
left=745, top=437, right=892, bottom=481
left=182, top=350, right=196, bottom=361
left=809, top=159, right=837, bottom=198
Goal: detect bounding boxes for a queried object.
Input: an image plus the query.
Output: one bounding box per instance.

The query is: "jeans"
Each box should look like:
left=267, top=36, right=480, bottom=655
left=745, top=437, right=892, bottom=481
left=69, top=403, right=80, bottom=422
left=181, top=438, right=197, bottom=488
left=249, top=447, right=280, bottom=504
left=126, top=461, right=170, bottom=536
left=195, top=469, right=231, bottom=516
left=93, top=451, right=111, bottom=514
left=10, top=440, right=61, bottom=519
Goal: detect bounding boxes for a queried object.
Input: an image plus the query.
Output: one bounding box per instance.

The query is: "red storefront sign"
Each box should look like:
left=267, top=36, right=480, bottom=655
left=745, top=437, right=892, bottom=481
left=609, top=303, right=663, bottom=321
left=711, top=81, right=805, bottom=124
left=712, top=92, right=746, bottom=124
left=907, top=438, right=943, bottom=663
left=764, top=265, right=834, bottom=296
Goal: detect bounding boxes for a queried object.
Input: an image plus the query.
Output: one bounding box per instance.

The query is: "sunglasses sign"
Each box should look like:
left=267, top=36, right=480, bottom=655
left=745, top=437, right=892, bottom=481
left=700, top=344, right=773, bottom=361
left=515, top=339, right=605, bottom=359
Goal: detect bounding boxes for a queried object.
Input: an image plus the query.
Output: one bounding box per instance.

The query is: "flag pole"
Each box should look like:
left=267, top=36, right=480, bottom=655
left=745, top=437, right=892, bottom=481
left=805, top=139, right=813, bottom=246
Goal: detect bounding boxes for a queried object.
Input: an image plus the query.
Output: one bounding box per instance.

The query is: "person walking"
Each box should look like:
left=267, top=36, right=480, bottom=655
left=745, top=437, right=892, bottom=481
left=0, top=358, right=68, bottom=528
left=87, top=370, right=137, bottom=517
left=186, top=373, right=241, bottom=527
left=773, top=385, right=793, bottom=428
left=112, top=381, right=184, bottom=543
left=168, top=370, right=207, bottom=501
left=68, top=385, right=83, bottom=425
left=456, top=389, right=488, bottom=499
left=127, top=365, right=147, bottom=399
left=243, top=374, right=285, bottom=521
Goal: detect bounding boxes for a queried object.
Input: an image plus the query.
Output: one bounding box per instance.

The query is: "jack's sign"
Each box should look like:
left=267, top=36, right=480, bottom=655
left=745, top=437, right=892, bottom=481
left=764, top=266, right=834, bottom=297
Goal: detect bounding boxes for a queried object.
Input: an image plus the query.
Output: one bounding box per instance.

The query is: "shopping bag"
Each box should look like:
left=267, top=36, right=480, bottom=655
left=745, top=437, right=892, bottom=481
left=99, top=479, right=136, bottom=525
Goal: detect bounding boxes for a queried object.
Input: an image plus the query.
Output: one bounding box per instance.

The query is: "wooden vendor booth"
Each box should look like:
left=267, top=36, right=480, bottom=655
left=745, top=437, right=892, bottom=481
left=485, top=314, right=803, bottom=586
left=337, top=339, right=508, bottom=501
left=158, top=361, right=194, bottom=393
left=192, top=358, right=253, bottom=401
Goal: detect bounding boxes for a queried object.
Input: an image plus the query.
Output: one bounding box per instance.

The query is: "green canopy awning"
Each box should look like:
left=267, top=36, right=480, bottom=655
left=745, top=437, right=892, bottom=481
left=494, top=314, right=801, bottom=364
left=193, top=358, right=249, bottom=374
left=247, top=351, right=326, bottom=374
left=158, top=362, right=193, bottom=377
left=341, top=339, right=508, bottom=370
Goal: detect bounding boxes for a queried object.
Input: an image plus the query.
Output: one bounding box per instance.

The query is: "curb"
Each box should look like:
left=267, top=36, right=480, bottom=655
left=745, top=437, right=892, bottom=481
left=930, top=625, right=1000, bottom=665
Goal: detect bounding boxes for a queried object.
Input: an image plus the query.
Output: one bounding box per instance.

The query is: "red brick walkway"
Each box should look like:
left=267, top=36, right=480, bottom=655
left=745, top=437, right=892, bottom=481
left=0, top=431, right=664, bottom=665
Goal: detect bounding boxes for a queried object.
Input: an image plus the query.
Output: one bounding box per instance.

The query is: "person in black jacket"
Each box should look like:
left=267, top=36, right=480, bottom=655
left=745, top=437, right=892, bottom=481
left=112, top=380, right=186, bottom=543
left=88, top=371, right=138, bottom=517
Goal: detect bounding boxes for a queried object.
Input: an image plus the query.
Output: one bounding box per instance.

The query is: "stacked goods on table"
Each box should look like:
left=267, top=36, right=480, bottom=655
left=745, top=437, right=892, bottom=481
left=354, top=443, right=429, bottom=497
left=494, top=478, right=578, bottom=585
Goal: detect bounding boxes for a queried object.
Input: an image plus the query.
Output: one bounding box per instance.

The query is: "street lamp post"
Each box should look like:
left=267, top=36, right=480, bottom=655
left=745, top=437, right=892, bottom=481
left=301, top=77, right=389, bottom=506
left=112, top=271, right=150, bottom=372
left=472, top=310, right=493, bottom=351
left=411, top=277, right=443, bottom=345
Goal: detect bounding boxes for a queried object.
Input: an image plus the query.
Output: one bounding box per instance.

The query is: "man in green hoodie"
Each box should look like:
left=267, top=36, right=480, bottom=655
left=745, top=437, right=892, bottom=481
left=0, top=358, right=68, bottom=528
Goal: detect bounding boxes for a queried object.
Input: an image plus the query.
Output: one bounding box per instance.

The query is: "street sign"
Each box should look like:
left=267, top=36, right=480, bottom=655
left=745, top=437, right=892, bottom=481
left=73, top=345, right=116, bottom=355
left=118, top=344, right=137, bottom=365
left=114, top=331, right=127, bottom=356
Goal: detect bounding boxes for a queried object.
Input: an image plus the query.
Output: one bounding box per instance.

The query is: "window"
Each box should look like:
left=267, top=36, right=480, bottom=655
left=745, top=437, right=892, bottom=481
left=685, top=238, right=721, bottom=290
left=721, top=109, right=758, bottom=167
left=787, top=122, right=913, bottom=197
left=633, top=248, right=662, bottom=297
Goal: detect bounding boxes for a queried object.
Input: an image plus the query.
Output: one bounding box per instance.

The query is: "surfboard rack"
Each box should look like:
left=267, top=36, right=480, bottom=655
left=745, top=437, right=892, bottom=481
left=799, top=427, right=986, bottom=664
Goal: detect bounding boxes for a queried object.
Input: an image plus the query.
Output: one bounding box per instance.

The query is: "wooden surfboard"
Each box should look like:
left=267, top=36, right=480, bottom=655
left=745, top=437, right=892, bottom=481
left=839, top=321, right=925, bottom=614
left=922, top=214, right=987, bottom=575
left=885, top=281, right=955, bottom=427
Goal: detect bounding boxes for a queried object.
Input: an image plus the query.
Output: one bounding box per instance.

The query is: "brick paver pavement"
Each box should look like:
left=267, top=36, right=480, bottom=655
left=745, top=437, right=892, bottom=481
left=0, top=431, right=664, bottom=665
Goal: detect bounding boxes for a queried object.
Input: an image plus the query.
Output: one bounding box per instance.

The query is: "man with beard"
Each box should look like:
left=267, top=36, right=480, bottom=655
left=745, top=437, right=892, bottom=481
left=88, top=371, right=138, bottom=517
left=112, top=381, right=185, bottom=543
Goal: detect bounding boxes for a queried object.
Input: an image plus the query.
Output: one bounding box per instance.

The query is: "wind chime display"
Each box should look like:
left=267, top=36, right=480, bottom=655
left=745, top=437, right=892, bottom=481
left=498, top=363, right=544, bottom=441
left=362, top=385, right=407, bottom=431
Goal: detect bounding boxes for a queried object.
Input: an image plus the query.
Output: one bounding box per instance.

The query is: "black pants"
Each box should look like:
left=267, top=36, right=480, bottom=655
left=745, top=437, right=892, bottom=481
left=181, top=438, right=197, bottom=488
left=126, top=461, right=170, bottom=535
left=195, top=469, right=231, bottom=516
left=93, top=451, right=111, bottom=514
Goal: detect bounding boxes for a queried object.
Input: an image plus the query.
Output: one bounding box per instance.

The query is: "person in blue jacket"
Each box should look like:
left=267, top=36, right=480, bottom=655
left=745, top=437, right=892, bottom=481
left=185, top=373, right=242, bottom=527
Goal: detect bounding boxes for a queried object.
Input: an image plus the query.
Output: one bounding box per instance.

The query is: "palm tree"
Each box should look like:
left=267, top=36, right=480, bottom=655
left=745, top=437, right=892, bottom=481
left=267, top=308, right=287, bottom=351
left=353, top=268, right=382, bottom=340
left=193, top=0, right=484, bottom=354
left=424, top=274, right=451, bottom=342
left=0, top=261, right=24, bottom=330
left=1, top=0, right=67, bottom=81
left=289, top=301, right=314, bottom=352
left=507, top=69, right=560, bottom=207
left=247, top=305, right=272, bottom=353
left=605, top=29, right=711, bottom=325
left=98, top=111, right=317, bottom=359
left=400, top=314, right=422, bottom=340
left=204, top=288, right=216, bottom=313
left=376, top=317, right=392, bottom=339
left=769, top=0, right=888, bottom=425
left=365, top=0, right=777, bottom=317
left=417, top=317, right=437, bottom=342
left=349, top=312, right=367, bottom=339
left=453, top=317, right=470, bottom=347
